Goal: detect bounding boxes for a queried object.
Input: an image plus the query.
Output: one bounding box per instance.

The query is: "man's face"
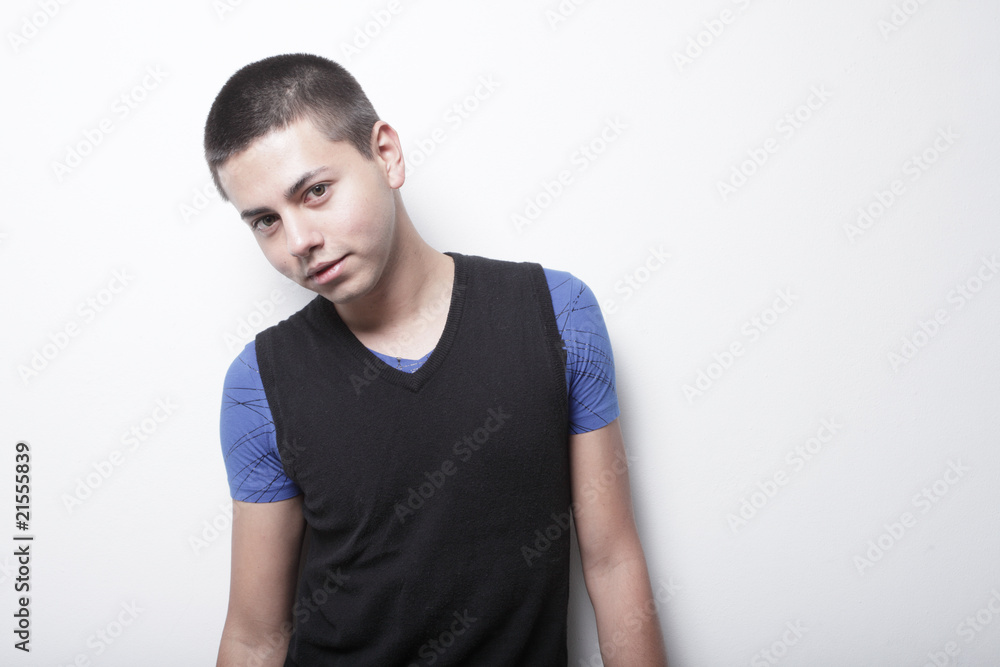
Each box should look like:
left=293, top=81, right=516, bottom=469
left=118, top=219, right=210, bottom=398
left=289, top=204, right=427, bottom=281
left=217, top=117, right=402, bottom=304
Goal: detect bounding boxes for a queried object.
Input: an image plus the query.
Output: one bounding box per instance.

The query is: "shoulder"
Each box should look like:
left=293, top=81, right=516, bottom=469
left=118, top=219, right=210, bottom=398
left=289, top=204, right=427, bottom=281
left=538, top=267, right=620, bottom=434
left=450, top=254, right=604, bottom=327
left=255, top=294, right=326, bottom=339
left=223, top=340, right=261, bottom=386
left=453, top=254, right=592, bottom=294
left=541, top=268, right=605, bottom=330
left=450, top=252, right=542, bottom=279
left=221, top=341, right=266, bottom=424
left=542, top=267, right=592, bottom=298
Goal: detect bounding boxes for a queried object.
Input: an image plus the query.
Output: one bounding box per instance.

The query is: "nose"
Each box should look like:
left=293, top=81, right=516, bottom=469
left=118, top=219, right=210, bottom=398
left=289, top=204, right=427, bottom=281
left=283, top=213, right=323, bottom=258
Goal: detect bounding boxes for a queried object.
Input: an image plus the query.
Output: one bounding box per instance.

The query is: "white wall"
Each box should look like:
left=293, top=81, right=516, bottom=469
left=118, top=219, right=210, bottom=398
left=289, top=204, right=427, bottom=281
left=3, top=1, right=999, bottom=665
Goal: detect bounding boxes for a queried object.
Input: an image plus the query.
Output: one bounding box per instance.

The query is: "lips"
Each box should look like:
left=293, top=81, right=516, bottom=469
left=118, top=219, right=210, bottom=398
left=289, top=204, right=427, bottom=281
left=307, top=255, right=347, bottom=285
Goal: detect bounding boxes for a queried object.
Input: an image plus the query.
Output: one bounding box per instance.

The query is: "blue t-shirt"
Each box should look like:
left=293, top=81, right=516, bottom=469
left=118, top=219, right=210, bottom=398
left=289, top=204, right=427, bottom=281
left=220, top=268, right=619, bottom=503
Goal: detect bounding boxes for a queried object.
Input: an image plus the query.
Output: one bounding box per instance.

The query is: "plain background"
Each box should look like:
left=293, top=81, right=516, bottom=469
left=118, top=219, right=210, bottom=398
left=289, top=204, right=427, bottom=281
left=3, top=1, right=1000, bottom=665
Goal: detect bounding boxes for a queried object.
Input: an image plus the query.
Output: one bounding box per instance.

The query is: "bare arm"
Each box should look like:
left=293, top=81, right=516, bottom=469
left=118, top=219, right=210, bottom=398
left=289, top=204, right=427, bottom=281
left=217, top=496, right=306, bottom=667
left=571, top=419, right=668, bottom=667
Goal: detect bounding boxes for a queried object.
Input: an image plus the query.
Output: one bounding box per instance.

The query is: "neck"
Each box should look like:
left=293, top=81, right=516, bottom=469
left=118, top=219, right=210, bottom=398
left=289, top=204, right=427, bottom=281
left=334, top=198, right=453, bottom=340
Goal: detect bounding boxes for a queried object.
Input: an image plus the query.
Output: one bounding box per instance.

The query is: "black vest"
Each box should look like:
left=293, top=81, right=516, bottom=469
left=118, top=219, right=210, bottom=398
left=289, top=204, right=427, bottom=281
left=256, top=253, right=571, bottom=666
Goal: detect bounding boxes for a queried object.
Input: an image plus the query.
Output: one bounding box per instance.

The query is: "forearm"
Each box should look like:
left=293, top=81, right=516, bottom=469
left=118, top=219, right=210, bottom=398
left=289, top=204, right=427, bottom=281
left=585, top=547, right=667, bottom=667
left=217, top=618, right=292, bottom=667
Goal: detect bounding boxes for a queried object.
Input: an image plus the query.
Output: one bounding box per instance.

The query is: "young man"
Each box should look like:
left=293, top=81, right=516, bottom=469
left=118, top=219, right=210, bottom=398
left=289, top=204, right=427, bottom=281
left=206, top=53, right=666, bottom=666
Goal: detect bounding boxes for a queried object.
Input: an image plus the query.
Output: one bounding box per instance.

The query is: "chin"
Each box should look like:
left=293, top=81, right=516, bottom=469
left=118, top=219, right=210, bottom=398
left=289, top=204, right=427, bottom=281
left=318, top=277, right=373, bottom=305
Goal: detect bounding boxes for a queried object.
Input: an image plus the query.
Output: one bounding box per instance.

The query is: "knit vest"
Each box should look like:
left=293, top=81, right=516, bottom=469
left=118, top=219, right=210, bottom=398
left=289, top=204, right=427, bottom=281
left=256, top=253, right=571, bottom=666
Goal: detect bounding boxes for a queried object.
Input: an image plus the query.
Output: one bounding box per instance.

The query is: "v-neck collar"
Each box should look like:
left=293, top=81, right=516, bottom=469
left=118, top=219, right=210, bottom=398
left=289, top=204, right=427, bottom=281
left=312, top=252, right=468, bottom=393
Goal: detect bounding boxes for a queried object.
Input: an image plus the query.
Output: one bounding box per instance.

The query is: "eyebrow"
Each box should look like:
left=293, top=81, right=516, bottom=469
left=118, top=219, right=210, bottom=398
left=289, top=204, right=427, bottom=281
left=239, top=166, right=329, bottom=220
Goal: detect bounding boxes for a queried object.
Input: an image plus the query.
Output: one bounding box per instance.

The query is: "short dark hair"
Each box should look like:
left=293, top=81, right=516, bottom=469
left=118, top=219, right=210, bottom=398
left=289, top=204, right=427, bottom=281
left=204, top=53, right=380, bottom=199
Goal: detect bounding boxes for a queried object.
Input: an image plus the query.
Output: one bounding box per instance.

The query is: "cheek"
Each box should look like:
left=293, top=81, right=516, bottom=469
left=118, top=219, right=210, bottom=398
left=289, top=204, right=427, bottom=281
left=258, top=238, right=296, bottom=276
left=366, top=193, right=398, bottom=242
left=345, top=172, right=396, bottom=230
left=341, top=196, right=392, bottom=243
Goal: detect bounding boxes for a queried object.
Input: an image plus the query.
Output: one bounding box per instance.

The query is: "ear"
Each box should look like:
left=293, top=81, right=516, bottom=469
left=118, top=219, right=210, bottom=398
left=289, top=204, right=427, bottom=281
left=370, top=121, right=405, bottom=189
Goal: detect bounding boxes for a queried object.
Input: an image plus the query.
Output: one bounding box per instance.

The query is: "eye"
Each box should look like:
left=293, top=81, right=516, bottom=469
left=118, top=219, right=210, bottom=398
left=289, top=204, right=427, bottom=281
left=252, top=214, right=278, bottom=231
left=308, top=183, right=328, bottom=198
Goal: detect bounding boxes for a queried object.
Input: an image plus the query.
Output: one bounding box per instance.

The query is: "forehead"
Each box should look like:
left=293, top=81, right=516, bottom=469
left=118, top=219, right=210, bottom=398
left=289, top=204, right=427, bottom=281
left=217, top=118, right=363, bottom=204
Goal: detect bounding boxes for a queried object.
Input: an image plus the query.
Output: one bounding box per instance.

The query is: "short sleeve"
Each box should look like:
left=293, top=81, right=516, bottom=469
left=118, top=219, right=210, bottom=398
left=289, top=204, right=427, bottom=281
left=220, top=341, right=301, bottom=502
left=544, top=269, right=621, bottom=434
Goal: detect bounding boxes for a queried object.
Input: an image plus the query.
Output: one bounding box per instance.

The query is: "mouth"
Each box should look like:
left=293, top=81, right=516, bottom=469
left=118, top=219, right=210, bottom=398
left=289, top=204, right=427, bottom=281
left=307, top=255, right=348, bottom=285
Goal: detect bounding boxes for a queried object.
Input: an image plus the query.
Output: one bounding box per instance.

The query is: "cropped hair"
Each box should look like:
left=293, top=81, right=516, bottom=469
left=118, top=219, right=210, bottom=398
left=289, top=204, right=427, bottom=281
left=204, top=53, right=380, bottom=199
